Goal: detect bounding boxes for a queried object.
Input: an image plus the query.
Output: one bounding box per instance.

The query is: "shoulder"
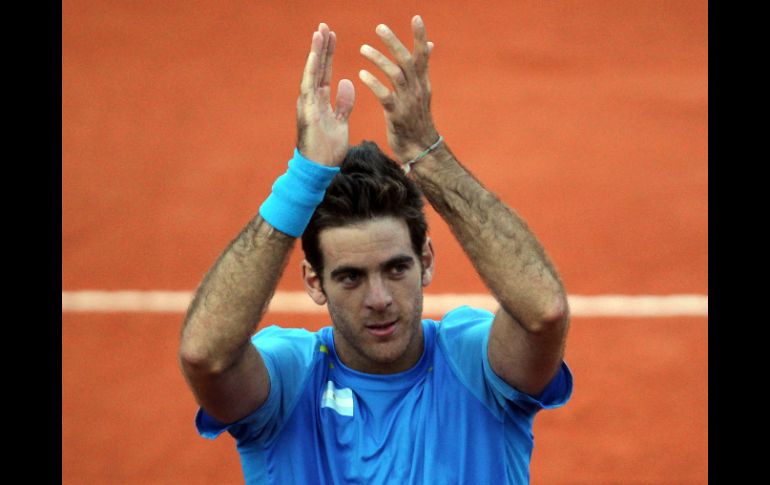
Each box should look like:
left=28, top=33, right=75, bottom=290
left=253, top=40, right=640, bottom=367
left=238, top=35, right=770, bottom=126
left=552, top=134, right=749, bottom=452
left=252, top=325, right=322, bottom=348
left=433, top=306, right=573, bottom=415
left=435, top=305, right=495, bottom=345
left=251, top=325, right=322, bottom=350
left=432, top=306, right=495, bottom=371
left=438, top=305, right=495, bottom=325
left=251, top=325, right=328, bottom=373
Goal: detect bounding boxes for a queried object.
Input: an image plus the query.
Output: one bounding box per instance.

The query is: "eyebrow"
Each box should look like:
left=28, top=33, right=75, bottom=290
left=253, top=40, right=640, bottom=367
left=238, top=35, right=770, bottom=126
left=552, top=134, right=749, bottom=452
left=383, top=255, right=415, bottom=269
left=329, top=254, right=415, bottom=280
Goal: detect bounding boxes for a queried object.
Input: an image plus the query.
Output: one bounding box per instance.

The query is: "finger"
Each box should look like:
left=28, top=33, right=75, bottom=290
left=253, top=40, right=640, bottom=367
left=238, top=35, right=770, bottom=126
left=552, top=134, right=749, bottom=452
left=334, top=79, right=355, bottom=121
left=317, top=23, right=331, bottom=89
left=375, top=23, right=417, bottom=83
left=425, top=42, right=434, bottom=91
left=422, top=41, right=434, bottom=93
left=358, top=69, right=396, bottom=112
left=321, top=31, right=337, bottom=88
left=300, top=30, right=323, bottom=94
left=411, top=15, right=429, bottom=76
left=360, top=43, right=408, bottom=91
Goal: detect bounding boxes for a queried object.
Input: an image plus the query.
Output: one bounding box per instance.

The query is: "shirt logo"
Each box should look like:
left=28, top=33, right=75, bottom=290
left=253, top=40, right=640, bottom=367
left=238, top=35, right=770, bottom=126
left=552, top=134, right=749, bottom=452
left=320, top=380, right=354, bottom=417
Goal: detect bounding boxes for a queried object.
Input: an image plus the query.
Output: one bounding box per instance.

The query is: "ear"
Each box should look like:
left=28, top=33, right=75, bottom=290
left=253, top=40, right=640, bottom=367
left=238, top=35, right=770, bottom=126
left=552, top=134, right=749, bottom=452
left=301, top=259, right=328, bottom=305
left=420, top=237, right=435, bottom=287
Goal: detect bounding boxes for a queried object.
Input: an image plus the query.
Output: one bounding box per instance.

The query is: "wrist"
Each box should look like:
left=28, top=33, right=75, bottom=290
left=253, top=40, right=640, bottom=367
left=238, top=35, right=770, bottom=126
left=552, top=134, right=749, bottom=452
left=296, top=144, right=338, bottom=168
left=258, top=148, right=340, bottom=237
left=296, top=132, right=348, bottom=167
left=389, top=126, right=440, bottom=162
left=401, top=134, right=445, bottom=174
left=408, top=142, right=455, bottom=175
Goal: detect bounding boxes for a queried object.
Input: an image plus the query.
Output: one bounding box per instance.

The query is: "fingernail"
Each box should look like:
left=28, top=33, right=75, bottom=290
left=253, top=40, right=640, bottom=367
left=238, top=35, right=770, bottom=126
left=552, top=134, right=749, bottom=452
left=415, top=15, right=423, bottom=26
left=376, top=24, right=389, bottom=35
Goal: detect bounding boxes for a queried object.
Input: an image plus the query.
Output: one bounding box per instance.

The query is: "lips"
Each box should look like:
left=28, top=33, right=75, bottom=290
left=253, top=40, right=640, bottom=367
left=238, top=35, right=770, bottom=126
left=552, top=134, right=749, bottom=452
left=366, top=319, right=398, bottom=337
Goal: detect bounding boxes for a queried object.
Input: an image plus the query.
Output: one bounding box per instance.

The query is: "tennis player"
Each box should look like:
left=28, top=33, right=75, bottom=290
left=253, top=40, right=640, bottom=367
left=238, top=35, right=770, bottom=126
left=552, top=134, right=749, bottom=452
left=180, top=15, right=572, bottom=484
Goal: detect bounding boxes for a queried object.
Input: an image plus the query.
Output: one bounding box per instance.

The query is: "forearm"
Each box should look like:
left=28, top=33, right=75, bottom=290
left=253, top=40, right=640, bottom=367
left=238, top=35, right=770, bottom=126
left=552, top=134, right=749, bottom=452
left=411, top=143, right=567, bottom=331
left=180, top=215, right=294, bottom=371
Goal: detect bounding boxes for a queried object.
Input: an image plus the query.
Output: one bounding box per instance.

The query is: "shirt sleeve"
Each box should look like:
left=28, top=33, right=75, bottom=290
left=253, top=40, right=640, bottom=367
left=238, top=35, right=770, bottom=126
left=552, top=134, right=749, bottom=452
left=436, top=306, right=573, bottom=420
left=195, top=325, right=320, bottom=445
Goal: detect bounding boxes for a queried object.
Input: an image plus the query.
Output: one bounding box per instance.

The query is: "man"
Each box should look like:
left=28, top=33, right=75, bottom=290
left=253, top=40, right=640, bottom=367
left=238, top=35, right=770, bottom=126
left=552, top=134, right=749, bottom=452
left=180, top=16, right=572, bottom=484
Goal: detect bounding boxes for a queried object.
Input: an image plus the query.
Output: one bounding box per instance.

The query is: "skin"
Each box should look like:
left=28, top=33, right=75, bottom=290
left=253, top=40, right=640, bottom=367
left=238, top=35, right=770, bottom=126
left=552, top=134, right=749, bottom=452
left=179, top=23, right=355, bottom=424
left=358, top=16, right=569, bottom=395
left=301, top=217, right=434, bottom=374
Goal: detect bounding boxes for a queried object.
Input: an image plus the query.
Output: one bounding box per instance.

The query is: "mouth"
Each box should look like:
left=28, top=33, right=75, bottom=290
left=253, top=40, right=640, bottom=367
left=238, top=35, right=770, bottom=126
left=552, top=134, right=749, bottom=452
left=365, top=318, right=398, bottom=338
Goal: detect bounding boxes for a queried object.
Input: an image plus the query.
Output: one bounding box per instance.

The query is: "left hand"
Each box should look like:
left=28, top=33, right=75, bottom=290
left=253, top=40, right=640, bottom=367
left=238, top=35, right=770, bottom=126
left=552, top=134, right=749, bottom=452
left=358, top=15, right=439, bottom=163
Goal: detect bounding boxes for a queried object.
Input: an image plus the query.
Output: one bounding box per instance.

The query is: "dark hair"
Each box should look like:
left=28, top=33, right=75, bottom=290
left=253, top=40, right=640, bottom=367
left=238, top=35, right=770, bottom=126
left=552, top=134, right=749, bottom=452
left=301, top=141, right=428, bottom=278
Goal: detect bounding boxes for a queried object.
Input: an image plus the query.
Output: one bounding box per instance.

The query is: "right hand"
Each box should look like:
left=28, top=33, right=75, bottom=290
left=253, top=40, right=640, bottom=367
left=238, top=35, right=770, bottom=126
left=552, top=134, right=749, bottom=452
left=296, top=23, right=356, bottom=167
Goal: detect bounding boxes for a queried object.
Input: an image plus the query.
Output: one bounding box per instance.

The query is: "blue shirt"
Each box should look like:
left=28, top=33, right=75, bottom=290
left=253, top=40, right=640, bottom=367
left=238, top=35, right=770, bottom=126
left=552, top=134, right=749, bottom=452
left=196, top=306, right=573, bottom=484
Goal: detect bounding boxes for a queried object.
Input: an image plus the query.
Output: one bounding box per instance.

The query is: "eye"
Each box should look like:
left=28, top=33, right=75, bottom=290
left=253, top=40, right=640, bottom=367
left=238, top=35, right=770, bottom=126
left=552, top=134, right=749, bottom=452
left=389, top=263, right=410, bottom=278
left=338, top=272, right=361, bottom=287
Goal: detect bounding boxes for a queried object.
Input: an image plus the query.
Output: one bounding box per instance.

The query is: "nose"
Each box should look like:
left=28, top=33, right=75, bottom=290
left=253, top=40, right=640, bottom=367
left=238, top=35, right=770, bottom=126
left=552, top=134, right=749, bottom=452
left=364, top=275, right=393, bottom=312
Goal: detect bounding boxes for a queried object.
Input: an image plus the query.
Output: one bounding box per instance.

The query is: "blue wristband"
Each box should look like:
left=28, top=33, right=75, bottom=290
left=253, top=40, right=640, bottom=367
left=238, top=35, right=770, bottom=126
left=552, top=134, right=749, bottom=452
left=258, top=148, right=340, bottom=237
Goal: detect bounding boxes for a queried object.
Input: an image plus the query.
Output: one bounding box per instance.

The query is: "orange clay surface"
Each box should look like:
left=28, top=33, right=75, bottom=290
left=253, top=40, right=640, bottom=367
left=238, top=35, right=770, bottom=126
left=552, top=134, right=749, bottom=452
left=62, top=1, right=707, bottom=483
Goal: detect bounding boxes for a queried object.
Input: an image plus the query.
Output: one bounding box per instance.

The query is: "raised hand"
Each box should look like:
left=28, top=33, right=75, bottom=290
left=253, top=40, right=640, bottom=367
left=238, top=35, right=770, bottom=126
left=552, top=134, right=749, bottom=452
left=358, top=15, right=438, bottom=163
left=297, top=23, right=356, bottom=167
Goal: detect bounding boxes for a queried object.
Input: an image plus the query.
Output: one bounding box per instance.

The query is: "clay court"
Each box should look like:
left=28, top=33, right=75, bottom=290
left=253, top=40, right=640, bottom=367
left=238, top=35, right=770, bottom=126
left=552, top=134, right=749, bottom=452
left=62, top=1, right=707, bottom=483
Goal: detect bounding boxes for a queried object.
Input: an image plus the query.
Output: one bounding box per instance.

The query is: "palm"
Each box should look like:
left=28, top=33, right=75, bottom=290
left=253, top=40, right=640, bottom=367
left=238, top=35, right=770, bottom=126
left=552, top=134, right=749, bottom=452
left=296, top=24, right=355, bottom=167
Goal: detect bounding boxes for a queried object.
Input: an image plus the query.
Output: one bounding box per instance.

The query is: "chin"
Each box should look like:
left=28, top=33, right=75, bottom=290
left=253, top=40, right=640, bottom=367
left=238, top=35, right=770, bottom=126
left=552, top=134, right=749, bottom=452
left=364, top=327, right=420, bottom=370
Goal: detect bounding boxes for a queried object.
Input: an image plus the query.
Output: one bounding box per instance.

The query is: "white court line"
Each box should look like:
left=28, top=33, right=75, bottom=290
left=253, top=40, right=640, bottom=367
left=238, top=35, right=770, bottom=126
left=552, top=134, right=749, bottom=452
left=61, top=291, right=708, bottom=317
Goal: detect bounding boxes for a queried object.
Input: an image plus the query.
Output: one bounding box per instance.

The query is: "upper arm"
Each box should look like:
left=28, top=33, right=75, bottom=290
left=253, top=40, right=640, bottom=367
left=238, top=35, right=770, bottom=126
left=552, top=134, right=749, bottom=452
left=487, top=306, right=569, bottom=397
left=184, top=326, right=320, bottom=442
left=181, top=340, right=271, bottom=425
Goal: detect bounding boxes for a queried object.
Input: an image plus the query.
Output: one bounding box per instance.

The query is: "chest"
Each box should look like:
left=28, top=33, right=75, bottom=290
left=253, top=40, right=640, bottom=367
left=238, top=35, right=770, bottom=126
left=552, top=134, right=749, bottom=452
left=294, top=358, right=500, bottom=458
left=262, top=352, right=524, bottom=484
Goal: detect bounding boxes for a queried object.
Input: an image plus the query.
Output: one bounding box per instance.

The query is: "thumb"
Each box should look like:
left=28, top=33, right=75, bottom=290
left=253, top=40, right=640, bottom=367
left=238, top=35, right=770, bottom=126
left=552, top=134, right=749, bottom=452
left=335, top=79, right=355, bottom=121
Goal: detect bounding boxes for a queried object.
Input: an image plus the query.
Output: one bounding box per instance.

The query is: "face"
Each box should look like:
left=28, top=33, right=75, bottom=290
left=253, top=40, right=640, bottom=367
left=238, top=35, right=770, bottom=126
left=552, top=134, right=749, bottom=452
left=302, top=216, right=434, bottom=374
